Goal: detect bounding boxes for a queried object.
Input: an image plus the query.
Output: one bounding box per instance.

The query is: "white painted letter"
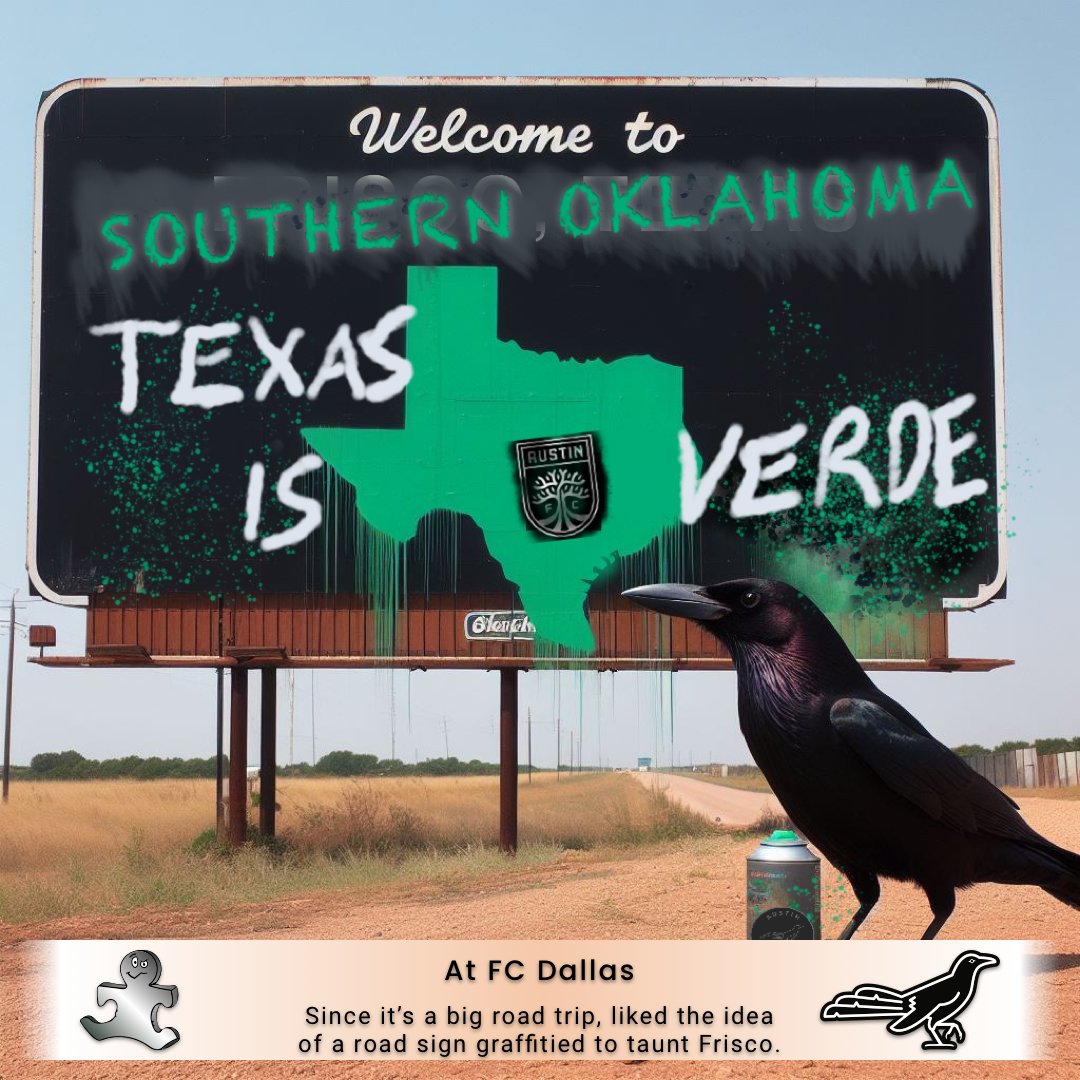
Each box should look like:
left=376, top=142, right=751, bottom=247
left=814, top=406, right=882, bottom=508
left=249, top=318, right=306, bottom=400
left=679, top=425, right=743, bottom=524
left=887, top=401, right=933, bottom=504
left=88, top=319, right=181, bottom=414
left=260, top=454, right=325, bottom=552
left=306, top=324, right=366, bottom=400
left=730, top=424, right=807, bottom=518
left=171, top=323, right=243, bottom=409
left=931, top=393, right=989, bottom=507
left=359, top=304, right=417, bottom=403
left=243, top=462, right=266, bottom=542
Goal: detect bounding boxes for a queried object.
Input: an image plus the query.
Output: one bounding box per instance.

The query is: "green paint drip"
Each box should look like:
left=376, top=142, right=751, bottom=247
left=304, top=266, right=688, bottom=653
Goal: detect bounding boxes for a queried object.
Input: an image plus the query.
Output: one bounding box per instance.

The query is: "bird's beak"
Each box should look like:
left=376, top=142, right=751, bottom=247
left=976, top=953, right=1000, bottom=969
left=622, top=583, right=731, bottom=622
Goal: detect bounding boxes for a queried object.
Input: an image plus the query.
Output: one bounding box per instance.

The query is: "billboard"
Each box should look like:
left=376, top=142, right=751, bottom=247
left=29, top=78, right=1004, bottom=665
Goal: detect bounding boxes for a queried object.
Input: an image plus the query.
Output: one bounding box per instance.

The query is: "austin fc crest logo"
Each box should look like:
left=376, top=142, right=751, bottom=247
left=514, top=433, right=602, bottom=539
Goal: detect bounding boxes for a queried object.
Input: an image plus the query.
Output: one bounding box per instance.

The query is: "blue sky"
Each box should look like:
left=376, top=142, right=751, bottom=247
left=1, top=0, right=1077, bottom=769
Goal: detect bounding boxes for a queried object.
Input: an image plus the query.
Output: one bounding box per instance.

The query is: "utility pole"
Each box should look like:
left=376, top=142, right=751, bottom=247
left=527, top=707, right=532, bottom=785
left=310, top=671, right=317, bottom=765
left=1, top=594, right=15, bottom=804
left=441, top=718, right=450, bottom=759
left=556, top=714, right=561, bottom=782
left=215, top=600, right=224, bottom=832
left=390, top=674, right=396, bottom=762
left=288, top=670, right=296, bottom=765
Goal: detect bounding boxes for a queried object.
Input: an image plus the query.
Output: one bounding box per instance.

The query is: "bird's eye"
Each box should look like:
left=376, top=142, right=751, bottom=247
left=740, top=590, right=761, bottom=610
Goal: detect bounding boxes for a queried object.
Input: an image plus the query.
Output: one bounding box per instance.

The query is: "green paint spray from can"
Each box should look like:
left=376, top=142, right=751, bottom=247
left=746, top=830, right=821, bottom=940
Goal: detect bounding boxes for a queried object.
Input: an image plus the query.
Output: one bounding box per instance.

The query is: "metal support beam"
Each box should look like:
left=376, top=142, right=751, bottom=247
left=229, top=667, right=248, bottom=847
left=215, top=668, right=224, bottom=836
left=499, top=668, right=519, bottom=854
left=260, top=668, right=277, bottom=838
left=2, top=596, right=14, bottom=804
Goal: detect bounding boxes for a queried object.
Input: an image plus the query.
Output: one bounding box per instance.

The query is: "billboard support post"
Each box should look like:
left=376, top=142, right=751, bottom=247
left=2, top=595, right=14, bottom=804
left=215, top=667, right=224, bottom=836
left=499, top=668, right=519, bottom=854
left=260, top=668, right=277, bottom=838
left=229, top=667, right=248, bottom=847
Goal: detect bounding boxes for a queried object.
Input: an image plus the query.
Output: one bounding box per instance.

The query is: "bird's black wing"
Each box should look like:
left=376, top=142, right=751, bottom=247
left=830, top=698, right=1035, bottom=840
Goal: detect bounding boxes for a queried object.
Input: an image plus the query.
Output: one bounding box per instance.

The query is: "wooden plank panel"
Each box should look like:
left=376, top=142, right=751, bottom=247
left=151, top=599, right=168, bottom=654
left=406, top=601, right=425, bottom=658
left=180, top=606, right=197, bottom=655
left=929, top=612, right=948, bottom=658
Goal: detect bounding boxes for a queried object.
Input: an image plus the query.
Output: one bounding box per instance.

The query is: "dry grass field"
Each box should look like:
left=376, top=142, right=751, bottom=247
left=0, top=773, right=710, bottom=925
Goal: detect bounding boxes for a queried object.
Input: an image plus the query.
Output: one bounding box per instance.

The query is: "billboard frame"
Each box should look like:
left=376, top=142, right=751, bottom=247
left=27, top=75, right=1007, bottom=615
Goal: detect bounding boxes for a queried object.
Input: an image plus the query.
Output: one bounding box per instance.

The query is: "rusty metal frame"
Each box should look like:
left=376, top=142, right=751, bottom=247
left=30, top=654, right=1011, bottom=672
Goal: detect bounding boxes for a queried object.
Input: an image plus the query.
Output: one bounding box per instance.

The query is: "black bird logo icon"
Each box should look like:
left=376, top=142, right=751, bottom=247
left=820, top=950, right=999, bottom=1049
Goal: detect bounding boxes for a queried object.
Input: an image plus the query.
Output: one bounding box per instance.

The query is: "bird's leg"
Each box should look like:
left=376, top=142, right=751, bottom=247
left=939, top=1021, right=965, bottom=1044
left=920, top=886, right=956, bottom=940
left=837, top=869, right=880, bottom=940
left=921, top=1019, right=958, bottom=1050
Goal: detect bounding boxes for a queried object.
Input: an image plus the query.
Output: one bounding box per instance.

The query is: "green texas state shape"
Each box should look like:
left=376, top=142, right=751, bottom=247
left=303, top=266, right=686, bottom=652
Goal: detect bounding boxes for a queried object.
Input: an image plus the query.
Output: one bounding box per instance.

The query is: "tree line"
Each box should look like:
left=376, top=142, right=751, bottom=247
left=14, top=749, right=510, bottom=781
left=952, top=737, right=1080, bottom=758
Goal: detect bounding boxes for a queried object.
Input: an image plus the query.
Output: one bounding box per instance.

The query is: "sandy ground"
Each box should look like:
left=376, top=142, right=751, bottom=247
left=1, top=793, right=1078, bottom=1079
left=633, top=773, right=782, bottom=827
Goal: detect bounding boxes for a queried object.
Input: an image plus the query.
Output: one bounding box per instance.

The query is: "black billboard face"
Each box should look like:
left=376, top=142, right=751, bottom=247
left=30, top=78, right=1003, bottom=654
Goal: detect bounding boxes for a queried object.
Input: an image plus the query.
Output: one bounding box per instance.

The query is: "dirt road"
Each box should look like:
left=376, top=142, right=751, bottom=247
left=2, top=796, right=1078, bottom=1079
left=633, top=772, right=782, bottom=827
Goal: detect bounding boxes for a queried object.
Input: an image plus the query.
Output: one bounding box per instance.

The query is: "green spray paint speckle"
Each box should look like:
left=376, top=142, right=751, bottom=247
left=713, top=304, right=998, bottom=623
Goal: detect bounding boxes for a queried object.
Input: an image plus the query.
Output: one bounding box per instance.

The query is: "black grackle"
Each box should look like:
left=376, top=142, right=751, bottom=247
left=623, top=578, right=1080, bottom=939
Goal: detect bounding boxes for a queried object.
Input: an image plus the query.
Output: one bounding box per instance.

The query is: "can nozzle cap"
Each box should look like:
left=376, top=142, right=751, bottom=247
left=769, top=829, right=799, bottom=841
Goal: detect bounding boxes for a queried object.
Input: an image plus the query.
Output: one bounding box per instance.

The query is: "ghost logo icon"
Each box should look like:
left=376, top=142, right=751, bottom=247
left=80, top=949, right=179, bottom=1051
left=514, top=433, right=602, bottom=539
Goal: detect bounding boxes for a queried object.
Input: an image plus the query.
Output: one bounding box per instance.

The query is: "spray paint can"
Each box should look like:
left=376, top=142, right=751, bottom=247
left=746, top=829, right=820, bottom=940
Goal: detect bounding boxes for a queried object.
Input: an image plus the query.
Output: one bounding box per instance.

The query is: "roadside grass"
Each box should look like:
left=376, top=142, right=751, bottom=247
left=0, top=773, right=713, bottom=925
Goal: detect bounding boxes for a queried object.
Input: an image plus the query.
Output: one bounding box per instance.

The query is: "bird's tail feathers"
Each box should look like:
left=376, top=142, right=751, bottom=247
left=820, top=984, right=903, bottom=1022
left=1026, top=840, right=1080, bottom=911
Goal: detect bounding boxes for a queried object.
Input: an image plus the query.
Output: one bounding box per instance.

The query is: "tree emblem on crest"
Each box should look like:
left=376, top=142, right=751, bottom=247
left=513, top=434, right=602, bottom=539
